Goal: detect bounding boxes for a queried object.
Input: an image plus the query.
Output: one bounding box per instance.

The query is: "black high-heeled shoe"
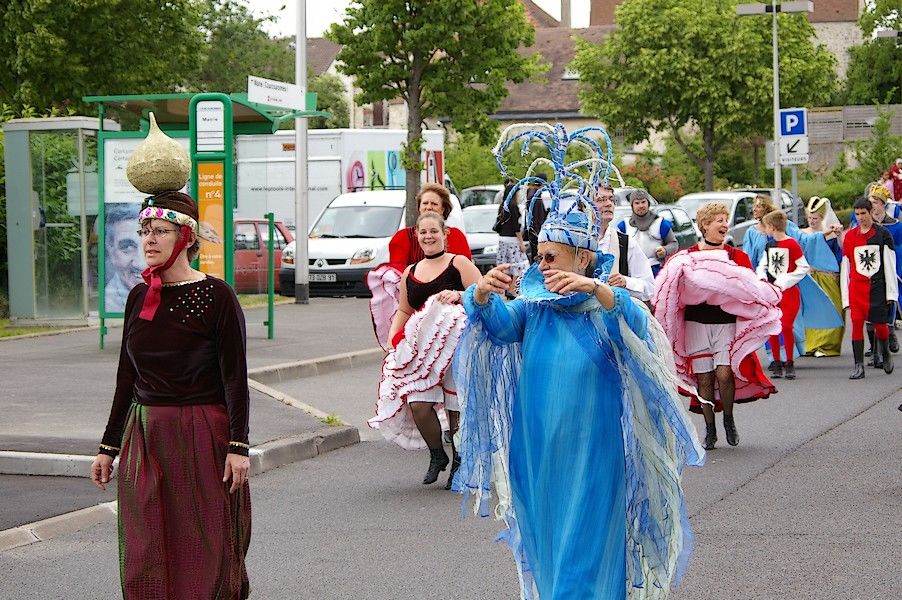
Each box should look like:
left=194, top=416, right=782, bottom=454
left=723, top=414, right=740, bottom=446
left=703, top=423, right=717, bottom=451
left=444, top=452, right=460, bottom=490
left=423, top=448, right=449, bottom=485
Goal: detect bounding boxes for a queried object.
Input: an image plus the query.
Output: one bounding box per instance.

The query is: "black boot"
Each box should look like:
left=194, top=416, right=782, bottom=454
left=850, top=340, right=865, bottom=380
left=890, top=330, right=900, bottom=353
left=784, top=361, right=796, bottom=380
left=703, top=422, right=717, bottom=451
left=771, top=360, right=784, bottom=378
left=882, top=336, right=894, bottom=374
left=423, top=447, right=449, bottom=484
left=768, top=359, right=779, bottom=374
left=444, top=451, right=461, bottom=490
left=865, top=329, right=875, bottom=358
left=873, top=337, right=884, bottom=369
left=723, top=413, right=740, bottom=446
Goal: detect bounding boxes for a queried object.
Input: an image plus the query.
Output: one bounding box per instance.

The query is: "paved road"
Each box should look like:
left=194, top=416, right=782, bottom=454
left=2, top=343, right=899, bottom=599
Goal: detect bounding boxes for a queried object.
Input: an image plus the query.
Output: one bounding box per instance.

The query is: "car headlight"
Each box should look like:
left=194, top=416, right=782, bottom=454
left=483, top=244, right=498, bottom=255
left=281, top=244, right=295, bottom=265
left=350, top=247, right=376, bottom=265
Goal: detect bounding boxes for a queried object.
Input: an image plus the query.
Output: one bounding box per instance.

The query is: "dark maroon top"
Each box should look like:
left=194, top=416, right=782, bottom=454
left=100, top=277, right=250, bottom=456
left=406, top=256, right=465, bottom=310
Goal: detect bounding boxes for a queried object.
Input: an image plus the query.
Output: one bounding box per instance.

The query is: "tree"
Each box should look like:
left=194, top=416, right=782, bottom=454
left=0, top=0, right=204, bottom=111
left=844, top=0, right=902, bottom=104
left=308, top=72, right=350, bottom=129
left=328, top=0, right=543, bottom=224
left=191, top=0, right=295, bottom=93
left=571, top=0, right=836, bottom=190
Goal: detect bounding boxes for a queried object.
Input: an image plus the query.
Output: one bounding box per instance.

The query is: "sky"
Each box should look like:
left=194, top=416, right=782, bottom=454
left=252, top=0, right=590, bottom=38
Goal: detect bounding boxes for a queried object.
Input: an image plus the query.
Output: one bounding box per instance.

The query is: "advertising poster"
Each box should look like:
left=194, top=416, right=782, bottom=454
left=197, top=162, right=226, bottom=279
left=385, top=150, right=404, bottom=188
left=103, top=202, right=146, bottom=314
left=367, top=150, right=387, bottom=189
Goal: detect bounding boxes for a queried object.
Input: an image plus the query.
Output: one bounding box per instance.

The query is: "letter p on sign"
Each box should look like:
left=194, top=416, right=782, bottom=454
left=780, top=108, right=807, bottom=137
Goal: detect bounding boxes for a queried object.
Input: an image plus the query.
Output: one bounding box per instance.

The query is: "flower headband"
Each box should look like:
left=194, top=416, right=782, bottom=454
left=138, top=203, right=198, bottom=233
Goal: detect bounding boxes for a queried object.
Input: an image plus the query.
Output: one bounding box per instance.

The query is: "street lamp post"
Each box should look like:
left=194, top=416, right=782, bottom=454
left=875, top=29, right=902, bottom=103
left=737, top=1, right=814, bottom=193
left=295, top=0, right=309, bottom=304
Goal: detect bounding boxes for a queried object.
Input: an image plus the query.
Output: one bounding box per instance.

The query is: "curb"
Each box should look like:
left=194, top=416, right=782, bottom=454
left=247, top=347, right=383, bottom=385
left=0, top=451, right=106, bottom=478
left=0, top=324, right=100, bottom=343
left=0, top=426, right=359, bottom=553
left=0, top=501, right=117, bottom=553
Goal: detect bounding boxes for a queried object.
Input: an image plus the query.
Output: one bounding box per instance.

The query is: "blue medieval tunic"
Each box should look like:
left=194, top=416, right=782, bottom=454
left=455, top=263, right=704, bottom=600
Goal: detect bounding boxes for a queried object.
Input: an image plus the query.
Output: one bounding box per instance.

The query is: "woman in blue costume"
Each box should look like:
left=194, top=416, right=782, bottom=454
left=453, top=124, right=704, bottom=600
left=798, top=196, right=845, bottom=356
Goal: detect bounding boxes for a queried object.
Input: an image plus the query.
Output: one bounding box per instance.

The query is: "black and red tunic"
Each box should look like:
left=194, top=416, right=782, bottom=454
left=841, top=224, right=898, bottom=324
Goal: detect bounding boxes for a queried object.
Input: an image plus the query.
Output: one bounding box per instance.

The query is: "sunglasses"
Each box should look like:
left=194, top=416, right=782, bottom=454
left=534, top=252, right=563, bottom=264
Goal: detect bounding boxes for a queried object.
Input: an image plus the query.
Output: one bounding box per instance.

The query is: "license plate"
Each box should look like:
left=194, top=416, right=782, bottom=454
left=309, top=273, right=337, bottom=283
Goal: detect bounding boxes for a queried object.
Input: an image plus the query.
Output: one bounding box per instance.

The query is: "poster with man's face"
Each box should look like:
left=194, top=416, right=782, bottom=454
left=104, top=202, right=146, bottom=313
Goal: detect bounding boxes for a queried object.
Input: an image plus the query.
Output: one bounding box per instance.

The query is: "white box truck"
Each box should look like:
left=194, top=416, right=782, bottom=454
left=234, top=128, right=447, bottom=229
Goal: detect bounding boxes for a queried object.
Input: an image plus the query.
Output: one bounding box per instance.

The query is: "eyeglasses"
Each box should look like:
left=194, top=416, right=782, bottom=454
left=137, top=227, right=179, bottom=238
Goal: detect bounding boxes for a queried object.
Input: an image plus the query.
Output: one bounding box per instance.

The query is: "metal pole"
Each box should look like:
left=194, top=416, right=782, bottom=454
left=265, top=212, right=275, bottom=339
left=771, top=0, right=782, bottom=192
left=294, top=0, right=310, bottom=304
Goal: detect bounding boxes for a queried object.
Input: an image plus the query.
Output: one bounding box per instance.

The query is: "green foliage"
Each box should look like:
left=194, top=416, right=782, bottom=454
left=572, top=0, right=836, bottom=190
left=308, top=72, right=350, bottom=129
left=445, top=135, right=504, bottom=190
left=328, top=0, right=544, bottom=222
left=190, top=0, right=294, bottom=93
left=0, top=0, right=205, bottom=110
left=844, top=0, right=902, bottom=104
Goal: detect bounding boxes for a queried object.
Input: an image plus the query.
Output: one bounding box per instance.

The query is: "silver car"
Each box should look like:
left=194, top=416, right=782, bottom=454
left=676, top=191, right=759, bottom=249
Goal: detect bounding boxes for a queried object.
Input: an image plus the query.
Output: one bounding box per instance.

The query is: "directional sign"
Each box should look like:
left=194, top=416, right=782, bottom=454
left=780, top=107, right=808, bottom=137
left=780, top=134, right=809, bottom=165
left=248, top=75, right=306, bottom=110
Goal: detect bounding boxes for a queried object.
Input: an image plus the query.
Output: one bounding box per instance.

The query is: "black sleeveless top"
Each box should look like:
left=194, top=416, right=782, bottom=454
left=406, top=256, right=465, bottom=310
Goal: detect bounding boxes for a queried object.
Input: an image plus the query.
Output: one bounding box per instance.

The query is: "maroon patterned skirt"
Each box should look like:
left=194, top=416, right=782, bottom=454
left=117, top=403, right=251, bottom=599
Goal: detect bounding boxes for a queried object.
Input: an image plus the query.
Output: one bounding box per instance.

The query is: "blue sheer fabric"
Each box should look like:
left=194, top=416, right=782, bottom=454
left=455, top=268, right=704, bottom=600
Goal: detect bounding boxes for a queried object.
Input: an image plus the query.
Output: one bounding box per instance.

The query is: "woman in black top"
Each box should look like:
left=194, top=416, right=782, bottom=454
left=495, top=183, right=530, bottom=285
left=373, top=211, right=481, bottom=488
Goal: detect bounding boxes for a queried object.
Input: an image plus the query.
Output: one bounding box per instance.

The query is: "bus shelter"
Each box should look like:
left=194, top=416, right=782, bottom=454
left=83, top=92, right=325, bottom=346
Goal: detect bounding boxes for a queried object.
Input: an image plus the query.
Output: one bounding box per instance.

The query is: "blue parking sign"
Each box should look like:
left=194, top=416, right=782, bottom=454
left=780, top=107, right=807, bottom=136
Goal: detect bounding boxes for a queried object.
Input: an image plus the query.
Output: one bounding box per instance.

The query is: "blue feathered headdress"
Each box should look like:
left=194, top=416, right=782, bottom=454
left=492, top=122, right=625, bottom=252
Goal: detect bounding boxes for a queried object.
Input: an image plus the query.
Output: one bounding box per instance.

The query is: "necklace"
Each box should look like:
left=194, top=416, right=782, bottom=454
left=702, top=238, right=724, bottom=248
left=162, top=276, right=207, bottom=287
left=424, top=250, right=446, bottom=259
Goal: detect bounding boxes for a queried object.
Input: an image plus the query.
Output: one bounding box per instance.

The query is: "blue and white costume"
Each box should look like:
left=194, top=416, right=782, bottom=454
left=453, top=124, right=704, bottom=599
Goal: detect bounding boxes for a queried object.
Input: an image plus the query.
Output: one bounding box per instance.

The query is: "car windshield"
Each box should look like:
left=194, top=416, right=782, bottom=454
left=461, top=189, right=499, bottom=207
left=463, top=208, right=499, bottom=233
left=310, top=206, right=402, bottom=239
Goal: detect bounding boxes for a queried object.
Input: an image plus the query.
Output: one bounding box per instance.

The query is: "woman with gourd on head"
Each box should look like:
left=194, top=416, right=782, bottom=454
left=90, top=114, right=251, bottom=599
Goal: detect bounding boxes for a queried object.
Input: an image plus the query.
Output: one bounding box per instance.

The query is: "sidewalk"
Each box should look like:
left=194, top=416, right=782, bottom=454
left=0, top=298, right=379, bottom=530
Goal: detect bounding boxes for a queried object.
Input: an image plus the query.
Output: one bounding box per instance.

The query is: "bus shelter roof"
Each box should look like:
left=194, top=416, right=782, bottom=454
left=82, top=92, right=329, bottom=134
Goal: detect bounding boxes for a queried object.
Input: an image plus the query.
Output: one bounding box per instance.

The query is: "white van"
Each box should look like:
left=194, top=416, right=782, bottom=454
left=279, top=190, right=465, bottom=297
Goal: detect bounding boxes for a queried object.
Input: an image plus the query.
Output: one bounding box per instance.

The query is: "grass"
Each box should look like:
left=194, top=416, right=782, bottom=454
left=0, top=318, right=74, bottom=338
left=237, top=294, right=294, bottom=309
left=320, top=414, right=345, bottom=427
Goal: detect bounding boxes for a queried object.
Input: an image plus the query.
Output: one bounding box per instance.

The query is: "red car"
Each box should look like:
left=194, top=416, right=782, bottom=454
left=233, top=219, right=294, bottom=293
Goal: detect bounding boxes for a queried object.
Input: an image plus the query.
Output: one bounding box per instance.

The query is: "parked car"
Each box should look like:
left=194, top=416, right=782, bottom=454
left=676, top=191, right=759, bottom=248
left=279, top=190, right=466, bottom=297
left=737, top=187, right=807, bottom=227
left=613, top=204, right=699, bottom=250
left=233, top=219, right=294, bottom=293
left=460, top=184, right=504, bottom=208
left=613, top=186, right=659, bottom=206
left=462, top=205, right=500, bottom=273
